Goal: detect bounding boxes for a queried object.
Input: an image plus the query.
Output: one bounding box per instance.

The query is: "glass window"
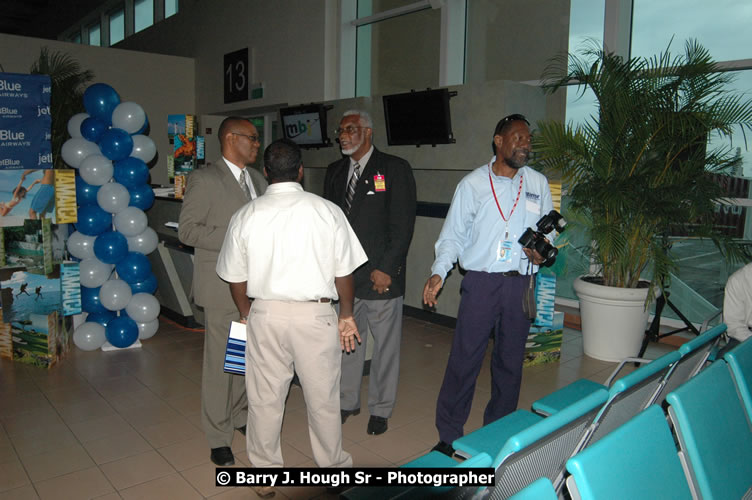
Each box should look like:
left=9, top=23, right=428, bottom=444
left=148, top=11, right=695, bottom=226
left=632, top=0, right=752, bottom=62
left=569, top=0, right=604, bottom=54
left=88, top=23, right=101, bottom=46
left=135, top=0, right=154, bottom=33
left=358, top=0, right=423, bottom=17
left=165, top=0, right=179, bottom=18
left=109, top=7, right=125, bottom=45
left=69, top=32, right=82, bottom=44
left=355, top=6, right=440, bottom=96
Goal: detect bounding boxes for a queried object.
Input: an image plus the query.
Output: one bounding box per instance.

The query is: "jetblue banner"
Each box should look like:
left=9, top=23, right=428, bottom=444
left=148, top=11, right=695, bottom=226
left=0, top=73, right=52, bottom=169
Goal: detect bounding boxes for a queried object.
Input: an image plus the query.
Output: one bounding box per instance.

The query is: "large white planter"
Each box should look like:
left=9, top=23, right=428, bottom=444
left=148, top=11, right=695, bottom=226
left=573, top=276, right=654, bottom=362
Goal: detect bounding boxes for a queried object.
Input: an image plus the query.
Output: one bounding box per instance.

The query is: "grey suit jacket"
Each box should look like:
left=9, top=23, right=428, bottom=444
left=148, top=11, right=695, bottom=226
left=178, top=158, right=267, bottom=309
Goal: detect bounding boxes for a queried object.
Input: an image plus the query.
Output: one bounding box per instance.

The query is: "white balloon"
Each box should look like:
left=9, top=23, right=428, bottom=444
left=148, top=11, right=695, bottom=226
left=111, top=102, right=146, bottom=134
left=130, top=135, right=157, bottom=164
left=114, top=207, right=148, bottom=237
left=67, top=113, right=89, bottom=138
left=100, top=279, right=133, bottom=311
left=126, top=293, right=161, bottom=323
left=97, top=182, right=130, bottom=214
left=137, top=318, right=159, bottom=340
left=73, top=322, right=106, bottom=351
left=80, top=154, right=114, bottom=186
left=126, top=227, right=158, bottom=255
left=67, top=231, right=97, bottom=260
left=61, top=138, right=100, bottom=168
left=79, top=258, right=114, bottom=288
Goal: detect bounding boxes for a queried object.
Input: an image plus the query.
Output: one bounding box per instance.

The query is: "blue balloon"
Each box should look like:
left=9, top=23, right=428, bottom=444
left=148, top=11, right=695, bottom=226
left=83, top=83, right=120, bottom=124
left=105, top=315, right=139, bottom=348
left=114, top=157, right=149, bottom=188
left=129, top=273, right=157, bottom=294
left=128, top=183, right=155, bottom=210
left=100, top=128, right=133, bottom=161
left=75, top=205, right=113, bottom=236
left=116, top=251, right=152, bottom=284
left=80, top=117, right=108, bottom=143
left=81, top=286, right=109, bottom=314
left=75, top=175, right=100, bottom=206
left=93, top=231, right=129, bottom=264
left=87, top=310, right=116, bottom=327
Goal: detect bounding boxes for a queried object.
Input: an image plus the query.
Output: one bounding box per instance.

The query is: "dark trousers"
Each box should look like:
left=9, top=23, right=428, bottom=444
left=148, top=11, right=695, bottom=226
left=435, top=271, right=532, bottom=444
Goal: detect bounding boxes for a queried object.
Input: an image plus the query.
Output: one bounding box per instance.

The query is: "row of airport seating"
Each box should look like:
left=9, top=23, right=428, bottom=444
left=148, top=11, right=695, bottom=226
left=343, top=323, right=752, bottom=499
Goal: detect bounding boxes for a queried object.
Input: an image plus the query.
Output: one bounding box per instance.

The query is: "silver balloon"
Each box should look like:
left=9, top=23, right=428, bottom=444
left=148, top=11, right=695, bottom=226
left=114, top=207, right=148, bottom=237
left=80, top=154, right=114, bottom=186
left=130, top=135, right=157, bottom=164
left=137, top=318, right=159, bottom=340
left=126, top=292, right=161, bottom=323
left=97, top=182, right=131, bottom=214
left=67, top=113, right=89, bottom=139
left=61, top=138, right=100, bottom=168
left=73, top=322, right=106, bottom=351
left=111, top=102, right=146, bottom=134
left=100, top=279, right=133, bottom=311
left=67, top=231, right=97, bottom=260
left=126, top=227, right=158, bottom=255
left=79, top=258, right=114, bottom=288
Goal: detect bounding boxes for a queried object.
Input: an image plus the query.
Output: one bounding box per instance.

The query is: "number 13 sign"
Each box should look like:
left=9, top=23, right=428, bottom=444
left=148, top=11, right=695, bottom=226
left=224, top=48, right=249, bottom=104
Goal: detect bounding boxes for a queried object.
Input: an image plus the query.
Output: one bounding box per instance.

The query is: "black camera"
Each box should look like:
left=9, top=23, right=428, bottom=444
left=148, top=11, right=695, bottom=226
left=518, top=210, right=566, bottom=267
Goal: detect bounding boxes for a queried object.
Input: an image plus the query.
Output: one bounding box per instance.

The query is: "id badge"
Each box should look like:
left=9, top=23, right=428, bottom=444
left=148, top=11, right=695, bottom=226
left=374, top=174, right=386, bottom=192
left=496, top=239, right=513, bottom=262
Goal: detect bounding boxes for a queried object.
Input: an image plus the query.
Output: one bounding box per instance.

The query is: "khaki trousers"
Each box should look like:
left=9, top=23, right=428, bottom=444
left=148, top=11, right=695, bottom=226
left=245, top=299, right=352, bottom=468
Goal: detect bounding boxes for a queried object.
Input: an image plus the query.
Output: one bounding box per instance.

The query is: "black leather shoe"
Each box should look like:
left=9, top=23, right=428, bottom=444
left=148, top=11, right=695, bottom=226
left=431, top=440, right=455, bottom=457
left=341, top=408, right=360, bottom=424
left=210, top=446, right=235, bottom=466
left=237, top=425, right=246, bottom=436
left=367, top=416, right=388, bottom=435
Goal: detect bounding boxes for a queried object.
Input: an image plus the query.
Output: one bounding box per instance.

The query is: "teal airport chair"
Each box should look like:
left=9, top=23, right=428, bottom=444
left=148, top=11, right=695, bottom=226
left=723, top=337, right=752, bottom=426
left=507, top=477, right=557, bottom=500
left=532, top=324, right=726, bottom=417
left=666, top=360, right=752, bottom=499
left=565, top=405, right=692, bottom=500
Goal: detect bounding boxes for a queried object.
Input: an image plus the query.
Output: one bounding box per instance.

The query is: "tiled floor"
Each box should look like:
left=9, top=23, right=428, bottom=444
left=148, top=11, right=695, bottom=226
left=0, top=315, right=675, bottom=499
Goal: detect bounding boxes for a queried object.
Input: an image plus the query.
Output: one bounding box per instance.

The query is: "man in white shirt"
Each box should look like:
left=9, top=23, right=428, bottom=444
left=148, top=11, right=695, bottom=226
left=217, top=139, right=367, bottom=493
left=722, top=262, right=752, bottom=352
left=178, top=116, right=267, bottom=467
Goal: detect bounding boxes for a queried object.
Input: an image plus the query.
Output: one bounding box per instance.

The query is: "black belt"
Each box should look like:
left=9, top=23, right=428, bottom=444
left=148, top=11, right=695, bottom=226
left=501, top=271, right=521, bottom=277
left=309, top=298, right=332, bottom=303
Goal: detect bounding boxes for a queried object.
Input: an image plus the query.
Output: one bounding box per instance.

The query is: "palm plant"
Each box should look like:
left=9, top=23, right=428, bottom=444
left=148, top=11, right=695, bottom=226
left=30, top=48, right=94, bottom=169
left=534, top=40, right=752, bottom=302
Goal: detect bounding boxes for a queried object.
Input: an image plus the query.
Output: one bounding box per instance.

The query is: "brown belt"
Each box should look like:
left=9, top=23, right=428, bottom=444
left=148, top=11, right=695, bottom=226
left=309, top=298, right=332, bottom=303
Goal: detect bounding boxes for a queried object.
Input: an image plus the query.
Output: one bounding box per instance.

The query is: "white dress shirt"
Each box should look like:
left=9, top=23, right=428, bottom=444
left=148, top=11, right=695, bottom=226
left=216, top=182, right=367, bottom=301
left=723, top=262, right=752, bottom=342
left=223, top=156, right=258, bottom=199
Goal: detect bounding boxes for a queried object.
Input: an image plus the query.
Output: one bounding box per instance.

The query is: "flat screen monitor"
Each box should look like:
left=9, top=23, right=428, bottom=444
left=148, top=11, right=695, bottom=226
left=383, top=88, right=455, bottom=146
left=279, top=104, right=331, bottom=149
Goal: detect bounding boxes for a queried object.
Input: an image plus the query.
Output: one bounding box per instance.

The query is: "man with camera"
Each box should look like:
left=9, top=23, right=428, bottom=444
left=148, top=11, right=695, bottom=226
left=422, top=114, right=555, bottom=457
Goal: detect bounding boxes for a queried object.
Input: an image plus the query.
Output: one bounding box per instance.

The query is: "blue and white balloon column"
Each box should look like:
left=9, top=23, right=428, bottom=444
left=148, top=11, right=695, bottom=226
left=66, top=83, right=160, bottom=351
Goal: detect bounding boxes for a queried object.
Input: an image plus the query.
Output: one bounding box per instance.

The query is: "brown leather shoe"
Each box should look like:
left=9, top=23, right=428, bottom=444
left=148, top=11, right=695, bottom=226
left=253, top=485, right=275, bottom=498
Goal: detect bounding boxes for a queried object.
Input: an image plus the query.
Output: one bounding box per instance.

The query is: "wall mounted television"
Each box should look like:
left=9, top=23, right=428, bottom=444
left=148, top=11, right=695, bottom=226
left=279, top=103, right=332, bottom=149
left=383, top=88, right=456, bottom=146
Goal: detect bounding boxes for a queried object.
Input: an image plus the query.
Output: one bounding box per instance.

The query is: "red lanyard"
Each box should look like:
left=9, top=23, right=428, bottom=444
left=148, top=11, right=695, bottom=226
left=488, top=163, right=523, bottom=222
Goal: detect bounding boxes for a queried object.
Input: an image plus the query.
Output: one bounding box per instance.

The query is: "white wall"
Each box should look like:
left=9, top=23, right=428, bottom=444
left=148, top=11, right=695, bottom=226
left=0, top=33, right=196, bottom=186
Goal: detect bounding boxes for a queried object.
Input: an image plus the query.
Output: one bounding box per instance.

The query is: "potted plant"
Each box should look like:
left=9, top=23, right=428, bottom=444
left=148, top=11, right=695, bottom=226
left=534, top=40, right=752, bottom=361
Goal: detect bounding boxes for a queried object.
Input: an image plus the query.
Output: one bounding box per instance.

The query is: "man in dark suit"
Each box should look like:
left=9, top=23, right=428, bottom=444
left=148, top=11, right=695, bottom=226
left=324, top=110, right=416, bottom=435
left=178, top=116, right=267, bottom=466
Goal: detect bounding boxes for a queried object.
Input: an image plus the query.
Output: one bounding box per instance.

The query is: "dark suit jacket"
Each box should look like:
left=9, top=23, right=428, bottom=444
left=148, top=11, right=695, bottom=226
left=324, top=148, right=416, bottom=300
left=178, top=159, right=267, bottom=309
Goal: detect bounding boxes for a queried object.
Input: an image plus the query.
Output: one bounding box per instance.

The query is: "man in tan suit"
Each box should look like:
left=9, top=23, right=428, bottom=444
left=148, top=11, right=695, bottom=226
left=178, top=116, right=267, bottom=466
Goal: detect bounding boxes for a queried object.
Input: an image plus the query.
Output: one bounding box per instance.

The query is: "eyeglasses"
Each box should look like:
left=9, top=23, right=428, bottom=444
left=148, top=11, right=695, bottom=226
left=334, top=126, right=366, bottom=136
left=494, top=114, right=530, bottom=134
left=232, top=132, right=260, bottom=143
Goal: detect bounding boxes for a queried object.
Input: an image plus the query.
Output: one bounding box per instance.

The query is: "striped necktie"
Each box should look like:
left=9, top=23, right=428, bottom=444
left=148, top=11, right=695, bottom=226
left=345, top=162, right=361, bottom=215
left=239, top=169, right=251, bottom=200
